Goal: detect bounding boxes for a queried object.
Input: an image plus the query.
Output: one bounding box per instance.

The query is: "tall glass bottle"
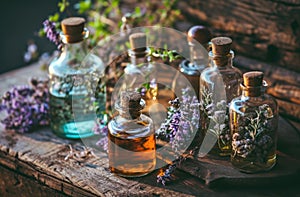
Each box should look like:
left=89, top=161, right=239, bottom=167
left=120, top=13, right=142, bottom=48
left=123, top=33, right=157, bottom=113
left=108, top=91, right=156, bottom=177
left=179, top=25, right=211, bottom=98
left=199, top=37, right=242, bottom=156
left=48, top=17, right=106, bottom=139
left=230, top=71, right=278, bottom=173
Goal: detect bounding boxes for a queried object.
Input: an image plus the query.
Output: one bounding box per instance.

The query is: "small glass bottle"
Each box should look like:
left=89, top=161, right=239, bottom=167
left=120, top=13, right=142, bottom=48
left=200, top=37, right=242, bottom=156
left=230, top=71, right=278, bottom=173
left=179, top=25, right=211, bottom=98
left=108, top=91, right=156, bottom=177
left=123, top=33, right=157, bottom=112
left=120, top=13, right=132, bottom=37
left=48, top=17, right=106, bottom=139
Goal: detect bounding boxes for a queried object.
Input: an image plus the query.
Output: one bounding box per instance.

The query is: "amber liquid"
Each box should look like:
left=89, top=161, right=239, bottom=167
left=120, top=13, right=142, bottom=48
left=108, top=126, right=156, bottom=177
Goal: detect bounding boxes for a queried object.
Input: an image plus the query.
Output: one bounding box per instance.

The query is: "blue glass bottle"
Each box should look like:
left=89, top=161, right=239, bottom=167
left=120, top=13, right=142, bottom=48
left=48, top=17, right=106, bottom=139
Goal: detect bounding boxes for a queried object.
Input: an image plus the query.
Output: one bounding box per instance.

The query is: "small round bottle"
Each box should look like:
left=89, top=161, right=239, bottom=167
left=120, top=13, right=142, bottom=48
left=108, top=91, right=156, bottom=177
left=179, top=25, right=211, bottom=98
left=230, top=71, right=278, bottom=173
left=48, top=17, right=106, bottom=139
left=199, top=37, right=242, bottom=156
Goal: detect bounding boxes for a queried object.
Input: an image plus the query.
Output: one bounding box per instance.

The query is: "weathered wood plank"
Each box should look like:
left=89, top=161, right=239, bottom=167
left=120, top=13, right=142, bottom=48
left=0, top=128, right=195, bottom=196
left=234, top=55, right=300, bottom=86
left=0, top=164, right=68, bottom=197
left=268, top=82, right=300, bottom=105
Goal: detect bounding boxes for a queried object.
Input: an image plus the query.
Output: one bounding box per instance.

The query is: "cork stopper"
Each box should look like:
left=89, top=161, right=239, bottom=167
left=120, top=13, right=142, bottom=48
left=187, top=25, right=212, bottom=44
left=119, top=91, right=144, bottom=119
left=129, top=33, right=147, bottom=52
left=120, top=91, right=142, bottom=108
left=211, top=37, right=232, bottom=55
left=61, top=17, right=86, bottom=43
left=243, top=71, right=264, bottom=87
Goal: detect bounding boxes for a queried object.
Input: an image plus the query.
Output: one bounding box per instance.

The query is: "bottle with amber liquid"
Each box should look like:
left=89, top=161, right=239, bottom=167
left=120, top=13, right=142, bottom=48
left=108, top=91, right=156, bottom=177
left=230, top=71, right=278, bottom=173
left=179, top=25, right=211, bottom=98
left=199, top=37, right=242, bottom=156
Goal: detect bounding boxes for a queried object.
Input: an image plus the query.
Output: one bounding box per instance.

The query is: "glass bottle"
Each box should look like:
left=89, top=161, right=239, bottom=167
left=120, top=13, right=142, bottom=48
left=123, top=33, right=157, bottom=113
left=48, top=17, right=106, bottom=139
left=108, top=91, right=156, bottom=177
left=120, top=13, right=132, bottom=37
left=199, top=37, right=242, bottom=156
left=230, top=71, right=278, bottom=173
left=179, top=25, right=211, bottom=98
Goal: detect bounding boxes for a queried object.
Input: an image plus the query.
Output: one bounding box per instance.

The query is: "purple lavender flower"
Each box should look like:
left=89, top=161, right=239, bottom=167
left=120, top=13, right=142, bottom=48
left=157, top=87, right=200, bottom=150
left=0, top=78, right=49, bottom=133
left=157, top=148, right=196, bottom=186
left=157, top=163, right=176, bottom=186
left=93, top=120, right=108, bottom=151
left=156, top=87, right=200, bottom=185
left=43, top=20, right=62, bottom=49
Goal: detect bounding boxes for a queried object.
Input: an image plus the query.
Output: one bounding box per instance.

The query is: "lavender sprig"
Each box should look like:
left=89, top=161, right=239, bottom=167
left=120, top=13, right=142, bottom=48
left=157, top=87, right=200, bottom=153
left=43, top=19, right=62, bottom=50
left=93, top=119, right=108, bottom=151
left=0, top=78, right=49, bottom=133
left=156, top=87, right=200, bottom=185
left=157, top=148, right=197, bottom=186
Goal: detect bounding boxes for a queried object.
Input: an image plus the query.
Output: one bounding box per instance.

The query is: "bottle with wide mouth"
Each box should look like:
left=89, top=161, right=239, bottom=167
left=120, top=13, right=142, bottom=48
left=48, top=17, right=106, bottom=139
left=108, top=91, right=156, bottom=177
left=230, top=71, right=278, bottom=173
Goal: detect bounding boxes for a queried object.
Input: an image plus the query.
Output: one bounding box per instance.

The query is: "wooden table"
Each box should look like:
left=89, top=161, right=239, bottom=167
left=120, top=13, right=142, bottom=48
left=1, top=62, right=300, bottom=196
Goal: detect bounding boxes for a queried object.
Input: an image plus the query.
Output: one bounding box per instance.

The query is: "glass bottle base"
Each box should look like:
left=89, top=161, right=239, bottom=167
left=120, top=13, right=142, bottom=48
left=231, top=154, right=276, bottom=173
left=109, top=165, right=155, bottom=178
left=51, top=120, right=95, bottom=139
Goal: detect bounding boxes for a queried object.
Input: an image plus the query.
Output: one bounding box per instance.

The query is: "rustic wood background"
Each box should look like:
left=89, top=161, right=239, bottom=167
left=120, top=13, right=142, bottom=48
left=178, top=0, right=300, bottom=73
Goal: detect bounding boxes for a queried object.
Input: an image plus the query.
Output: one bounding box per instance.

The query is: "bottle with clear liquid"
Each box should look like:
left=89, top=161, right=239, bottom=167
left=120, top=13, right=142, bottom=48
left=108, top=91, right=156, bottom=177
left=48, top=17, right=106, bottom=139
left=230, top=71, right=278, bottom=173
left=200, top=37, right=242, bottom=156
left=123, top=33, right=157, bottom=112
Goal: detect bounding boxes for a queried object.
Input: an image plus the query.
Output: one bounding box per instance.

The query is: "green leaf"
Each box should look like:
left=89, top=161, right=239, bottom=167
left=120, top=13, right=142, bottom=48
left=134, top=7, right=141, bottom=17
left=48, top=13, right=60, bottom=22
left=111, top=0, right=119, bottom=8
left=75, top=0, right=92, bottom=14
left=38, top=28, right=46, bottom=37
left=143, top=82, right=150, bottom=90
left=58, top=0, right=70, bottom=13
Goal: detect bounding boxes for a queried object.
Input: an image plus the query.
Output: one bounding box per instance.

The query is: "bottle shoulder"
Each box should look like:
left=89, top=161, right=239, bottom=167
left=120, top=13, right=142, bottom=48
left=49, top=52, right=105, bottom=77
left=201, top=66, right=242, bottom=78
left=230, top=94, right=278, bottom=113
left=108, top=114, right=153, bottom=139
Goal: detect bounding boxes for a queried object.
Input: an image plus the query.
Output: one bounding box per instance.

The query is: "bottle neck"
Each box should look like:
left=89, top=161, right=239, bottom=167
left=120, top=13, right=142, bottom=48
left=60, top=28, right=89, bottom=55
left=241, top=81, right=267, bottom=98
left=189, top=41, right=209, bottom=68
left=128, top=49, right=149, bottom=66
left=209, top=50, right=234, bottom=68
left=62, top=41, right=87, bottom=54
left=115, top=99, right=145, bottom=120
